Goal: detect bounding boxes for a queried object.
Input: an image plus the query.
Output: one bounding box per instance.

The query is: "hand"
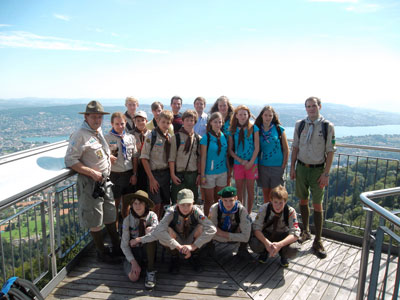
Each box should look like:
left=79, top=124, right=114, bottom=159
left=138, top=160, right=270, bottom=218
left=290, top=168, right=296, bottom=180
left=270, top=242, right=283, bottom=257
left=201, top=176, right=207, bottom=186
left=317, top=174, right=329, bottom=188
left=128, top=259, right=141, bottom=282
left=130, top=237, right=141, bottom=247
left=244, top=161, right=252, bottom=170
left=129, top=175, right=137, bottom=185
left=110, top=155, right=117, bottom=164
left=91, top=169, right=103, bottom=182
left=196, top=174, right=201, bottom=185
left=180, top=245, right=195, bottom=259
left=149, top=177, right=160, bottom=194
left=171, top=174, right=181, bottom=185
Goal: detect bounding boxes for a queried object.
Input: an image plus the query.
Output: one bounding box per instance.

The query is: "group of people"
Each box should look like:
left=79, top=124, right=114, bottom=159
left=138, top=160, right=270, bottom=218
left=64, top=95, right=336, bottom=290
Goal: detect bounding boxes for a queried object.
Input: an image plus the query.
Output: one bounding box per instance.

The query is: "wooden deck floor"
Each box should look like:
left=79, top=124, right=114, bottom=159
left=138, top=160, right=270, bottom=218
left=46, top=235, right=399, bottom=300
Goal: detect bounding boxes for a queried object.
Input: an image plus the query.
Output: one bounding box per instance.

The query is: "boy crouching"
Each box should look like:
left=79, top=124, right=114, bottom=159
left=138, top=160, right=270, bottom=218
left=249, top=185, right=300, bottom=268
left=208, top=186, right=252, bottom=259
left=120, top=191, right=158, bottom=289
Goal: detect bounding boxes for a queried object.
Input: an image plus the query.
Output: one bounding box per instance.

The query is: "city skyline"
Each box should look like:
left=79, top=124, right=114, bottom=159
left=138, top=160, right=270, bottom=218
left=1, top=0, right=399, bottom=112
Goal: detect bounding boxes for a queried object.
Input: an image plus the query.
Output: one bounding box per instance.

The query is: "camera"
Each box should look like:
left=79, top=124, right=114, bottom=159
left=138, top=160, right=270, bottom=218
left=92, top=181, right=106, bottom=199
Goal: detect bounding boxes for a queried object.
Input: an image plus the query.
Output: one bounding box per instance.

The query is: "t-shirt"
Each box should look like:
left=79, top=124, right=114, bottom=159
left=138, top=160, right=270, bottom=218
left=222, top=119, right=230, bottom=137
left=200, top=132, right=228, bottom=175
left=232, top=125, right=259, bottom=164
left=172, top=113, right=183, bottom=133
left=259, top=124, right=284, bottom=167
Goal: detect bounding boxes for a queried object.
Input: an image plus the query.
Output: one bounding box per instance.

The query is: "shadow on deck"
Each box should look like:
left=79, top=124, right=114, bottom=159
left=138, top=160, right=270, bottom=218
left=45, top=236, right=396, bottom=300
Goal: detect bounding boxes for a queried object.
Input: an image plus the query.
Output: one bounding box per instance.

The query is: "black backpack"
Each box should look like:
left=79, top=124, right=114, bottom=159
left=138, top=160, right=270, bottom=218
left=264, top=203, right=290, bottom=227
left=217, top=205, right=241, bottom=233
left=297, top=119, right=329, bottom=142
left=0, top=277, right=44, bottom=300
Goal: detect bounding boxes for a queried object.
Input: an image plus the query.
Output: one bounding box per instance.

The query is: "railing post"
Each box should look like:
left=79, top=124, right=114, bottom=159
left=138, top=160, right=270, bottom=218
left=47, top=190, right=57, bottom=278
left=357, top=207, right=374, bottom=300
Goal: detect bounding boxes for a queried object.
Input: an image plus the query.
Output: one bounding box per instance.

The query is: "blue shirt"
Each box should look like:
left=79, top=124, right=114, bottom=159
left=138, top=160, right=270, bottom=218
left=200, top=132, right=228, bottom=175
left=232, top=125, right=259, bottom=164
left=222, top=119, right=230, bottom=137
left=194, top=112, right=208, bottom=137
left=259, top=124, right=284, bottom=167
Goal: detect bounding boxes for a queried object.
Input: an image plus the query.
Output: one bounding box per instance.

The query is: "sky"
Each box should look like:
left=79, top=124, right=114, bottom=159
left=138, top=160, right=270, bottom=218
left=0, top=0, right=400, bottom=112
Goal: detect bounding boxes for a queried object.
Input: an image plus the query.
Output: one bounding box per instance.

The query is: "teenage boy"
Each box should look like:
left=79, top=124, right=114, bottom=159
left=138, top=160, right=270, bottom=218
left=290, top=96, right=336, bottom=259
left=193, top=97, right=208, bottom=137
left=208, top=186, right=252, bottom=258
left=249, top=185, right=300, bottom=268
left=133, top=189, right=216, bottom=274
left=146, top=101, right=174, bottom=135
left=141, top=110, right=174, bottom=219
left=124, top=96, right=139, bottom=133
left=65, top=101, right=120, bottom=263
left=171, top=95, right=183, bottom=133
left=169, top=110, right=201, bottom=204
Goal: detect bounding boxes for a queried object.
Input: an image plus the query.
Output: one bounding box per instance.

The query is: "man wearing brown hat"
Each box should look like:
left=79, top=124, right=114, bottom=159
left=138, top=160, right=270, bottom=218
left=65, top=100, right=121, bottom=263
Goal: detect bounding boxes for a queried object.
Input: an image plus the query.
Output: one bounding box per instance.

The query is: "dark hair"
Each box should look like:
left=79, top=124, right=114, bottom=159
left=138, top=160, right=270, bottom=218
left=111, top=112, right=126, bottom=123
left=254, top=105, right=281, bottom=129
left=210, top=96, right=234, bottom=122
left=170, top=95, right=182, bottom=105
left=305, top=96, right=321, bottom=107
left=194, top=96, right=206, bottom=105
left=159, top=110, right=174, bottom=122
left=182, top=109, right=198, bottom=123
left=270, top=185, right=288, bottom=201
left=151, top=101, right=164, bottom=111
left=206, top=112, right=223, bottom=133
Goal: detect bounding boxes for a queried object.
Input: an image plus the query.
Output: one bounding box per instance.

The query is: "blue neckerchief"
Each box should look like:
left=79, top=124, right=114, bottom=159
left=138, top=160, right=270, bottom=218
left=110, top=128, right=128, bottom=160
left=218, top=199, right=239, bottom=232
left=261, top=123, right=274, bottom=143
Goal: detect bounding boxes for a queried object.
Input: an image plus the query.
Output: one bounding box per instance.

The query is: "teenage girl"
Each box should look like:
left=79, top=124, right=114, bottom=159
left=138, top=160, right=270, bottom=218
left=200, top=112, right=229, bottom=215
left=228, top=105, right=259, bottom=212
left=254, top=106, right=289, bottom=203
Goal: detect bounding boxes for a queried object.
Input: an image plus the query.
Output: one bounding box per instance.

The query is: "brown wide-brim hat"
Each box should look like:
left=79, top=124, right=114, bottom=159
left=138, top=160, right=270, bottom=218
left=79, top=100, right=110, bottom=115
left=123, top=190, right=154, bottom=209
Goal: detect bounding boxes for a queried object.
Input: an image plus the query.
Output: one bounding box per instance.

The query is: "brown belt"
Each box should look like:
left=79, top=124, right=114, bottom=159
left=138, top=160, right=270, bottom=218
left=297, top=160, right=324, bottom=168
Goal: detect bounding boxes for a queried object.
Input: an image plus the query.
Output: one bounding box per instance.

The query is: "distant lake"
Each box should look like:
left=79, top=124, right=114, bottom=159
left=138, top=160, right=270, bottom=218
left=23, top=125, right=400, bottom=143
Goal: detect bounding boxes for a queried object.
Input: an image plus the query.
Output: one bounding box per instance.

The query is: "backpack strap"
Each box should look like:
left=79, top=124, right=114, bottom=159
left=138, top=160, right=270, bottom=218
left=194, top=133, right=200, bottom=157
left=170, top=207, right=198, bottom=234
left=298, top=119, right=329, bottom=143
left=297, top=120, right=306, bottom=139
left=150, top=129, right=158, bottom=151
left=264, top=203, right=289, bottom=227
left=276, top=125, right=283, bottom=152
left=169, top=208, right=179, bottom=230
left=175, top=132, right=181, bottom=150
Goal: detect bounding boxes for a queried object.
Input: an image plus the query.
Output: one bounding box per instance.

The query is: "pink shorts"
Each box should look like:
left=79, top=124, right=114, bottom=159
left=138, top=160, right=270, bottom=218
left=233, top=164, right=259, bottom=180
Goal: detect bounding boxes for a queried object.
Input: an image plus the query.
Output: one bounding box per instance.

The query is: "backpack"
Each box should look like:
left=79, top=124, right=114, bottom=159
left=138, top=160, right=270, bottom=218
left=264, top=203, right=290, bottom=227
left=169, top=207, right=198, bottom=235
left=217, top=205, right=241, bottom=233
left=0, top=277, right=44, bottom=300
left=297, top=119, right=329, bottom=142
left=175, top=132, right=201, bottom=157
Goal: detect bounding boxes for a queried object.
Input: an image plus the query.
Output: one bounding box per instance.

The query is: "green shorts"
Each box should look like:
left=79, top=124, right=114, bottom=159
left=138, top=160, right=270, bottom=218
left=295, top=163, right=325, bottom=204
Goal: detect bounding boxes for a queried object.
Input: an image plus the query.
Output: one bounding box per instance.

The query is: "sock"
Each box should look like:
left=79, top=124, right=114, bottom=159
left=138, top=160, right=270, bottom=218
left=105, top=222, right=120, bottom=248
left=146, top=242, right=156, bottom=271
left=299, top=204, right=310, bottom=232
left=314, top=211, right=323, bottom=242
left=90, top=231, right=105, bottom=253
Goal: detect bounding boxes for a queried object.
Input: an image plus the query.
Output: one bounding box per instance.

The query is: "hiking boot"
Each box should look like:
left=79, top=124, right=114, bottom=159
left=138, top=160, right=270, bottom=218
left=189, top=255, right=204, bottom=272
left=207, top=242, right=216, bottom=259
left=280, top=257, right=289, bottom=268
left=312, top=240, right=327, bottom=259
left=236, top=246, right=253, bottom=261
left=258, top=251, right=268, bottom=264
left=111, top=245, right=124, bottom=257
left=97, top=250, right=121, bottom=264
left=145, top=270, right=156, bottom=289
left=169, top=255, right=180, bottom=274
left=298, top=230, right=312, bottom=244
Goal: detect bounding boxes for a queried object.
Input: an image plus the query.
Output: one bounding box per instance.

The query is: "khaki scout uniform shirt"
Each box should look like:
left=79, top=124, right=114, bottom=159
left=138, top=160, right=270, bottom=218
left=168, top=132, right=199, bottom=172
left=253, top=203, right=301, bottom=238
left=146, top=119, right=174, bottom=136
left=104, top=132, right=138, bottom=173
left=149, top=205, right=216, bottom=250
left=132, top=129, right=149, bottom=155
left=120, top=211, right=158, bottom=263
left=65, top=122, right=111, bottom=175
left=140, top=130, right=170, bottom=171
left=209, top=201, right=251, bottom=243
left=292, top=116, right=336, bottom=165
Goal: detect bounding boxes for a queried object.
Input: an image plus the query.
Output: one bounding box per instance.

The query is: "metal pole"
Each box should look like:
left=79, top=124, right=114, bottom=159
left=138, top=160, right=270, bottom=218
left=47, top=190, right=57, bottom=278
left=356, top=208, right=373, bottom=300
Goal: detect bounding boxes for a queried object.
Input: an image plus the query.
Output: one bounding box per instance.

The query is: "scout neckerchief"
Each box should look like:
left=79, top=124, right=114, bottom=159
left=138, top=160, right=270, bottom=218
left=305, top=116, right=324, bottom=144
left=131, top=207, right=149, bottom=237
left=81, top=121, right=109, bottom=154
left=178, top=208, right=194, bottom=239
left=110, top=128, right=128, bottom=160
left=124, top=111, right=135, bottom=132
left=156, top=127, right=171, bottom=159
left=261, top=123, right=274, bottom=143
left=152, top=118, right=158, bottom=128
left=264, top=205, right=282, bottom=231
left=178, top=127, right=194, bottom=154
left=134, top=127, right=147, bottom=151
left=218, top=199, right=239, bottom=232
left=209, top=129, right=222, bottom=155
left=237, top=122, right=249, bottom=150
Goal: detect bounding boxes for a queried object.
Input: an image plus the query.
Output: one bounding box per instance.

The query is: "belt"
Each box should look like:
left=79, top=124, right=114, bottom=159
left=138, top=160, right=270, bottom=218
left=297, top=160, right=324, bottom=168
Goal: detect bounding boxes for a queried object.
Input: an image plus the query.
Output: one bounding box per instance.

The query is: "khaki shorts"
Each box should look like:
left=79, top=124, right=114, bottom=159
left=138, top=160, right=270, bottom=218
left=202, top=172, right=228, bottom=189
left=76, top=174, right=116, bottom=228
left=295, top=163, right=325, bottom=204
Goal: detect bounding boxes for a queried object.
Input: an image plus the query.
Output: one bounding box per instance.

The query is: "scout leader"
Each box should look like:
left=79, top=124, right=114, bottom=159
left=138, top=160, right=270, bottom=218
left=208, top=186, right=252, bottom=259
left=64, top=101, right=121, bottom=263
left=140, top=110, right=174, bottom=219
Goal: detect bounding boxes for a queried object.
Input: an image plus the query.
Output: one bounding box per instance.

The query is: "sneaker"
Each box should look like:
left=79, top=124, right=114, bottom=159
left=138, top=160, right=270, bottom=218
left=145, top=270, right=156, bottom=289
left=312, top=240, right=327, bottom=259
left=236, top=247, right=253, bottom=261
left=280, top=257, right=289, bottom=268
left=258, top=251, right=268, bottom=264
left=298, top=231, right=312, bottom=244
left=97, top=250, right=121, bottom=264
left=169, top=256, right=180, bottom=274
left=189, top=255, right=204, bottom=272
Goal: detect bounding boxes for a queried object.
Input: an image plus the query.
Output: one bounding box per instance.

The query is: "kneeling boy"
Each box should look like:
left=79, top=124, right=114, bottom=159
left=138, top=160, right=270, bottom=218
left=120, top=191, right=158, bottom=289
left=249, top=185, right=300, bottom=267
left=208, top=186, right=252, bottom=258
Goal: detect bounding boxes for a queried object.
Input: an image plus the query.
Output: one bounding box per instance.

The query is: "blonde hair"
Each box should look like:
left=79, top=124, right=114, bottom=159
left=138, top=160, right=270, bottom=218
left=159, top=110, right=174, bottom=122
left=125, top=96, right=139, bottom=106
left=270, top=185, right=288, bottom=202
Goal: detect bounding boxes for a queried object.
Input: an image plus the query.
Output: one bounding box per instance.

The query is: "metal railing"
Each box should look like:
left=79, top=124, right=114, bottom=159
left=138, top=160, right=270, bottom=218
left=357, top=187, right=400, bottom=300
